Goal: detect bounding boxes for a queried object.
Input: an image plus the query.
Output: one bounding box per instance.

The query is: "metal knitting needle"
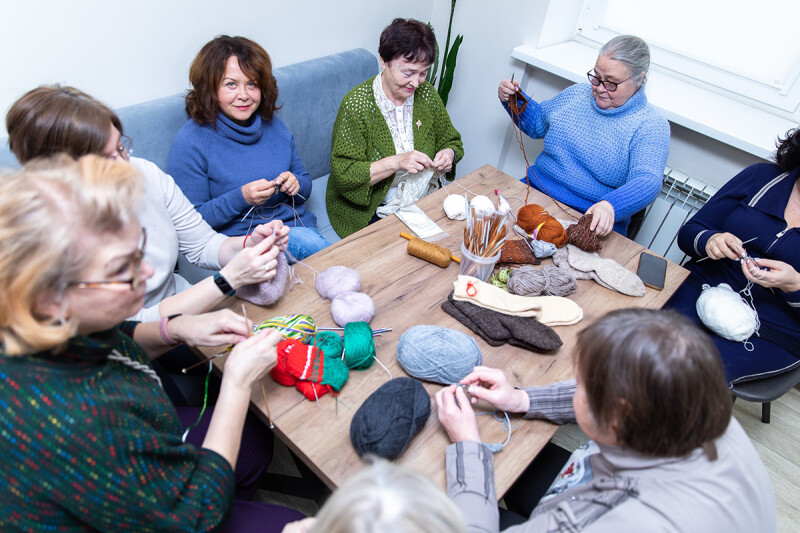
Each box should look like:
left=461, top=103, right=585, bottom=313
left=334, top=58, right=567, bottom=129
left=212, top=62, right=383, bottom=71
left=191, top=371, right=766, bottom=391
left=696, top=237, right=757, bottom=263
left=182, top=349, right=229, bottom=374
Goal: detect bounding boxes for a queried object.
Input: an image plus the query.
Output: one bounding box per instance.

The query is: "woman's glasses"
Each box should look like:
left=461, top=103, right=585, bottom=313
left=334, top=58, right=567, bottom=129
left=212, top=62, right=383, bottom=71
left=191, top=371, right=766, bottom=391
left=108, top=135, right=134, bottom=161
left=69, top=228, right=147, bottom=291
left=586, top=70, right=631, bottom=93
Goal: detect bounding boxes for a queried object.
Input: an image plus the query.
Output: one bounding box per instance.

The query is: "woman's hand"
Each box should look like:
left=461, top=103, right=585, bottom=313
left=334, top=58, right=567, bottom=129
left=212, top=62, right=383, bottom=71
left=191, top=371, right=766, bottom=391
left=394, top=150, right=433, bottom=174
left=435, top=385, right=481, bottom=443
left=276, top=171, right=301, bottom=197
left=706, top=232, right=747, bottom=261
left=741, top=257, right=800, bottom=292
left=282, top=518, right=316, bottom=533
left=242, top=179, right=279, bottom=206
left=585, top=200, right=615, bottom=237
left=460, top=366, right=530, bottom=413
left=433, top=148, right=455, bottom=174
left=498, top=78, right=520, bottom=103
left=168, top=309, right=252, bottom=348
left=223, top=328, right=281, bottom=390
left=220, top=233, right=281, bottom=288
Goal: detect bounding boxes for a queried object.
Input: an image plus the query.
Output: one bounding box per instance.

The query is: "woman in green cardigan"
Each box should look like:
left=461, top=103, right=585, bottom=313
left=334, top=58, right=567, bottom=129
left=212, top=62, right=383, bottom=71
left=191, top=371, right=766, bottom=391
left=327, top=18, right=464, bottom=238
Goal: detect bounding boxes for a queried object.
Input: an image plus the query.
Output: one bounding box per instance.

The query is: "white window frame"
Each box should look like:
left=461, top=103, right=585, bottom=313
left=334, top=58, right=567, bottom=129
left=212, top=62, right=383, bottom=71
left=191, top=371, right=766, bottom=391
left=575, top=0, right=800, bottom=118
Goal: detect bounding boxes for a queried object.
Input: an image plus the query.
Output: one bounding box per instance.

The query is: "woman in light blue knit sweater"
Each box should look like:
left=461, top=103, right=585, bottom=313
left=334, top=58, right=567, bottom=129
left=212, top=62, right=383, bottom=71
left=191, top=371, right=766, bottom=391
left=498, top=35, right=670, bottom=236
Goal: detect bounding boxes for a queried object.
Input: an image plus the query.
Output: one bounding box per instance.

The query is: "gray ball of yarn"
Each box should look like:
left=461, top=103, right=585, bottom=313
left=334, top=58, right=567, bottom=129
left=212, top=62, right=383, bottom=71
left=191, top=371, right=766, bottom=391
left=397, top=325, right=482, bottom=385
left=507, top=265, right=577, bottom=297
left=350, top=377, right=430, bottom=460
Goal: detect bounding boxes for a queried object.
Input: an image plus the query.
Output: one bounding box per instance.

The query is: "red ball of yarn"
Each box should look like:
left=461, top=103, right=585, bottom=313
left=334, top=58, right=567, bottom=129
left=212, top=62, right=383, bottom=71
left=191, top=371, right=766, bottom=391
left=517, top=204, right=568, bottom=248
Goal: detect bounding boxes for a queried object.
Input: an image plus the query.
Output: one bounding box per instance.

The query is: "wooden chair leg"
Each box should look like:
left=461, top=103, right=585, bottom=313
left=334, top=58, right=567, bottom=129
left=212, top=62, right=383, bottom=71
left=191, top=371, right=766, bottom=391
left=761, top=402, right=771, bottom=424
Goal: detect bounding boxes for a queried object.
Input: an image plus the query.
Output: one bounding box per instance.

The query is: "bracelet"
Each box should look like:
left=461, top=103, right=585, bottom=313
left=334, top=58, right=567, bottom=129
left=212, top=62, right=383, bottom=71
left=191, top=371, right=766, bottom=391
left=159, top=313, right=182, bottom=345
left=213, top=272, right=236, bottom=296
left=243, top=233, right=251, bottom=248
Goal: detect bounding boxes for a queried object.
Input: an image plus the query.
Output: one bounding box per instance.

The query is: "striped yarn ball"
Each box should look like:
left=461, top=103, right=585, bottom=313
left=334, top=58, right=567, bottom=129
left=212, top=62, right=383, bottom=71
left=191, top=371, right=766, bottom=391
left=255, top=314, right=317, bottom=342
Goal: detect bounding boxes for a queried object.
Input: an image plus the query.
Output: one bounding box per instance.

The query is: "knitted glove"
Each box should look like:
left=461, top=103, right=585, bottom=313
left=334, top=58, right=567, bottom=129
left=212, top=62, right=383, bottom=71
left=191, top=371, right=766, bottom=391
left=443, top=292, right=562, bottom=352
left=236, top=252, right=289, bottom=306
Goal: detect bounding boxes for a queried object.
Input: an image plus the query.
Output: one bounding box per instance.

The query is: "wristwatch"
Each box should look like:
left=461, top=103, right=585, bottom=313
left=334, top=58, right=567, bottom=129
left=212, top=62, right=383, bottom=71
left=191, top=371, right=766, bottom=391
left=213, top=272, right=236, bottom=296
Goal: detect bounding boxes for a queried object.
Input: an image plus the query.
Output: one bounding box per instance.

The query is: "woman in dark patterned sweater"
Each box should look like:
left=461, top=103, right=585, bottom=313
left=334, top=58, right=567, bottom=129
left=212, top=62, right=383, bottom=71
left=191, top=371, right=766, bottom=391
left=0, top=155, right=303, bottom=532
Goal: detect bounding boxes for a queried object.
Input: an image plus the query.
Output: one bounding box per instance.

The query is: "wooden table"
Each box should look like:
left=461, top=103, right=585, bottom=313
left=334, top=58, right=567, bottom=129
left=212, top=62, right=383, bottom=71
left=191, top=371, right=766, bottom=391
left=202, top=164, right=688, bottom=496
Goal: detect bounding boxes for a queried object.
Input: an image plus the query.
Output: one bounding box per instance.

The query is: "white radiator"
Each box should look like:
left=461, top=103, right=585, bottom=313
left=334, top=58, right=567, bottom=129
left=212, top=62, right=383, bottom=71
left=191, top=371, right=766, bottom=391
left=633, top=166, right=718, bottom=264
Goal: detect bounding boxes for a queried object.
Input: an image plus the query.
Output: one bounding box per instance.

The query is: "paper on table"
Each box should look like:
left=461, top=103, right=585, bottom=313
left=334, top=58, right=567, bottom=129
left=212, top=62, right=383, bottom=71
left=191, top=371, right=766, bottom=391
left=394, top=204, right=449, bottom=242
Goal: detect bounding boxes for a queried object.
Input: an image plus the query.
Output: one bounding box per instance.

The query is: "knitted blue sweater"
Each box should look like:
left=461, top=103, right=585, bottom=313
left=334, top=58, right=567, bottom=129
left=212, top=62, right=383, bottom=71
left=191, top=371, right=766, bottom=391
left=504, top=83, right=670, bottom=235
left=168, top=113, right=315, bottom=236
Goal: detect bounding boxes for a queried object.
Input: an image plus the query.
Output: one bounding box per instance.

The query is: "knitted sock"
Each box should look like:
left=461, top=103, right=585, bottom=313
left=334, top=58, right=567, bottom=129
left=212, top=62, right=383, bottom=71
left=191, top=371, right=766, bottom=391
left=443, top=292, right=563, bottom=352
left=442, top=297, right=505, bottom=347
left=453, top=276, right=583, bottom=325
left=552, top=246, right=593, bottom=280
left=271, top=339, right=349, bottom=400
left=566, top=245, right=646, bottom=297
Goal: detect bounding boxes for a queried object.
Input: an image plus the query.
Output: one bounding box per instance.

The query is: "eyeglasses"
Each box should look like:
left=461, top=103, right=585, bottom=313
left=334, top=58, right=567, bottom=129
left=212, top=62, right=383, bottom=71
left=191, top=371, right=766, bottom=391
left=587, top=70, right=631, bottom=93
left=108, top=135, right=134, bottom=161
left=69, top=228, right=147, bottom=291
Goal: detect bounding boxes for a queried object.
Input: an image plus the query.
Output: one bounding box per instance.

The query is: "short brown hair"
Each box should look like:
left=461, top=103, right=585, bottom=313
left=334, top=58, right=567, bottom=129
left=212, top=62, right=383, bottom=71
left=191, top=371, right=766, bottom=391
left=185, top=35, right=279, bottom=125
left=6, top=85, right=122, bottom=164
left=576, top=308, right=732, bottom=457
left=379, top=18, right=437, bottom=65
left=0, top=154, right=141, bottom=356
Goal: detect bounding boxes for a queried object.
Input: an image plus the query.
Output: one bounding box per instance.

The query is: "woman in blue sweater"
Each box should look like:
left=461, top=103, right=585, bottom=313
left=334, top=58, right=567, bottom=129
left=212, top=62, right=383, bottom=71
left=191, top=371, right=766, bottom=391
left=666, top=128, right=800, bottom=386
left=169, top=35, right=330, bottom=261
left=498, top=35, right=670, bottom=236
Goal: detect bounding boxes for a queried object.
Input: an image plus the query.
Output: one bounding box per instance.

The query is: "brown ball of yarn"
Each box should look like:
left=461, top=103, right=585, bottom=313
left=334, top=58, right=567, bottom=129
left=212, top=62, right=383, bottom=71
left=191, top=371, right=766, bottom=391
left=517, top=204, right=568, bottom=248
left=566, top=214, right=602, bottom=252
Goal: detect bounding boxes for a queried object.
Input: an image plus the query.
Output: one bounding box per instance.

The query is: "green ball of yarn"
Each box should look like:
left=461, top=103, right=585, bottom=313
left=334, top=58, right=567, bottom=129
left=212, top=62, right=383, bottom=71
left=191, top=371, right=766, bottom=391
left=344, top=321, right=375, bottom=370
left=313, top=330, right=344, bottom=359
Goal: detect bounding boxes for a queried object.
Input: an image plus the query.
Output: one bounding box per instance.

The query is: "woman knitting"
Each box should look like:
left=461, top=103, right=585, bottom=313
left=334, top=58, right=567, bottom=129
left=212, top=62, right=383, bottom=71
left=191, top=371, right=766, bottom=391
left=326, top=18, right=464, bottom=238
left=0, top=155, right=303, bottom=531
left=666, top=127, right=800, bottom=386
left=436, top=309, right=775, bottom=532
left=168, top=35, right=329, bottom=261
left=498, top=35, right=670, bottom=236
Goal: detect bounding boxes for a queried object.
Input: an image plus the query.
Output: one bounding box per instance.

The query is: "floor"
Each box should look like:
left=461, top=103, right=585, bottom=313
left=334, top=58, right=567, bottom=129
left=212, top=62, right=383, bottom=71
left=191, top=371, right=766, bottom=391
left=255, top=389, right=800, bottom=531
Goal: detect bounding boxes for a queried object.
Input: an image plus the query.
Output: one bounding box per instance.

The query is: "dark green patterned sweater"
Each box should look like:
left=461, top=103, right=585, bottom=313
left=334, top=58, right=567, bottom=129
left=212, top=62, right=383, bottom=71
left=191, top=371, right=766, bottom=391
left=0, top=324, right=234, bottom=532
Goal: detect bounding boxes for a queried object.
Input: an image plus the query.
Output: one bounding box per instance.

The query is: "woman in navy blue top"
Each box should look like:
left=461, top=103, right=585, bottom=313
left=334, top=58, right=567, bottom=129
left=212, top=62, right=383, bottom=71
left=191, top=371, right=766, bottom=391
left=667, top=128, right=800, bottom=385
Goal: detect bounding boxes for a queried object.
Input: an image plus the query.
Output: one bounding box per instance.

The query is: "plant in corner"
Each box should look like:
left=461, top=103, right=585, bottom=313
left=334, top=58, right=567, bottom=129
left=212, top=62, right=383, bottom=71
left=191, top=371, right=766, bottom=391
left=427, top=0, right=463, bottom=107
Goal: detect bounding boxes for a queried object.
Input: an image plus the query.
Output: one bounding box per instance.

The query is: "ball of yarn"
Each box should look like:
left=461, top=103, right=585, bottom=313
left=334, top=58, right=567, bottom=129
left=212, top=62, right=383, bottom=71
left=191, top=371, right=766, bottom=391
left=566, top=214, right=602, bottom=252
left=443, top=194, right=468, bottom=220
left=316, top=266, right=361, bottom=300
left=236, top=252, right=289, bottom=306
left=696, top=283, right=758, bottom=342
left=506, top=265, right=577, bottom=297
left=313, top=330, right=344, bottom=359
left=397, top=325, right=482, bottom=385
left=344, top=321, right=376, bottom=370
left=470, top=195, right=495, bottom=216
left=350, top=377, right=431, bottom=459
left=331, top=291, right=375, bottom=326
left=255, top=314, right=317, bottom=342
left=517, top=204, right=568, bottom=247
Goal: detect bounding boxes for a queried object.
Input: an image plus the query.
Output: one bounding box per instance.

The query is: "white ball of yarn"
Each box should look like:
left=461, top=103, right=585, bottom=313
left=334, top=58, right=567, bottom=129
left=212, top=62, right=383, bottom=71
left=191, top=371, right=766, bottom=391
left=331, top=291, right=375, bottom=327
left=470, top=195, right=495, bottom=215
left=696, top=283, right=757, bottom=342
left=443, top=194, right=468, bottom=220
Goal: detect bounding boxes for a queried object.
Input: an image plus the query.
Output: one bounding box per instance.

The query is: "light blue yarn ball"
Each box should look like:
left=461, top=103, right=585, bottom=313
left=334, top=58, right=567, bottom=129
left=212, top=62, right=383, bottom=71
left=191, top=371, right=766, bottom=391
left=396, top=325, right=482, bottom=385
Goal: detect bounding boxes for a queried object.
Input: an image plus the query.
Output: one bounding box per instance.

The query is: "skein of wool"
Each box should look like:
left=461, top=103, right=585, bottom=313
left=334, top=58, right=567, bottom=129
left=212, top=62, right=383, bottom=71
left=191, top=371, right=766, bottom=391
left=331, top=291, right=375, bottom=326
left=316, top=266, right=361, bottom=300
left=443, top=194, right=468, bottom=220
left=344, top=321, right=376, bottom=370
left=470, top=195, right=495, bottom=216
left=506, top=265, right=577, bottom=297
left=396, top=325, right=482, bottom=385
left=566, top=214, right=602, bottom=252
left=517, top=204, right=568, bottom=247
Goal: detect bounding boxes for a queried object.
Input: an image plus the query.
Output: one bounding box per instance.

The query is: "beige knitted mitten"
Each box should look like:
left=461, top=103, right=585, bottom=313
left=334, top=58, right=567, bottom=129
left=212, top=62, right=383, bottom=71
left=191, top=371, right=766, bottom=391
left=565, top=245, right=646, bottom=297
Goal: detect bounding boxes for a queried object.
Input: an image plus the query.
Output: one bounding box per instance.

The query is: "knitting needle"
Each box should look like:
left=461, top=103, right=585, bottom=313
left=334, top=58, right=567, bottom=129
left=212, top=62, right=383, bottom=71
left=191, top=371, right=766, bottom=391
left=696, top=237, right=757, bottom=263
left=241, top=303, right=274, bottom=429
left=182, top=349, right=229, bottom=374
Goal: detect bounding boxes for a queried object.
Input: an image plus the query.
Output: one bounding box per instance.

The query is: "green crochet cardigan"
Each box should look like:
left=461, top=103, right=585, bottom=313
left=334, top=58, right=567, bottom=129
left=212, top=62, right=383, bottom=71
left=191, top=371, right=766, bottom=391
left=326, top=77, right=464, bottom=238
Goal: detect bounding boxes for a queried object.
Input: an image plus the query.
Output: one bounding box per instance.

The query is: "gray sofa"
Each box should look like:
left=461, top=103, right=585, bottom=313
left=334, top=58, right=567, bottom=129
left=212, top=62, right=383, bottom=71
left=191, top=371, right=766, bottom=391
left=0, top=48, right=379, bottom=248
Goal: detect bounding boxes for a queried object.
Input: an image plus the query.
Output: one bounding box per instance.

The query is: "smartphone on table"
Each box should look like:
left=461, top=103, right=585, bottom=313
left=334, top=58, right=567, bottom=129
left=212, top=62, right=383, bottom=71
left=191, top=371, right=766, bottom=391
left=637, top=252, right=667, bottom=291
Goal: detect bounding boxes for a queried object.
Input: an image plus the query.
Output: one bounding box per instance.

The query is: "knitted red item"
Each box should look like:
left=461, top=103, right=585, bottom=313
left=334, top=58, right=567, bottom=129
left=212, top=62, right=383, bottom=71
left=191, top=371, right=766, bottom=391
left=295, top=381, right=333, bottom=401
left=270, top=339, right=347, bottom=401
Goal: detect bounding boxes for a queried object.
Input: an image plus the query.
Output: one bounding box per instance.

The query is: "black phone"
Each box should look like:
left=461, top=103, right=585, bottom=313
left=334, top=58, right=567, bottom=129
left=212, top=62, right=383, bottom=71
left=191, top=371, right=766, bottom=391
left=637, top=252, right=667, bottom=291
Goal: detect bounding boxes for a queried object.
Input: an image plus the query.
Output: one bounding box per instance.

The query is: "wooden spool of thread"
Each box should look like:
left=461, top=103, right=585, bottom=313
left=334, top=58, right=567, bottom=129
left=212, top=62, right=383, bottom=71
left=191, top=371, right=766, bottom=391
left=400, top=232, right=461, bottom=268
left=516, top=204, right=568, bottom=247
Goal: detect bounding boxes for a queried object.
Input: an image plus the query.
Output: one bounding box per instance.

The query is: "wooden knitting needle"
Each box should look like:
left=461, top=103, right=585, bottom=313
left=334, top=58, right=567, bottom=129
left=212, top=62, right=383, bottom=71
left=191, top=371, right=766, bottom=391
left=241, top=303, right=274, bottom=429
left=400, top=232, right=461, bottom=263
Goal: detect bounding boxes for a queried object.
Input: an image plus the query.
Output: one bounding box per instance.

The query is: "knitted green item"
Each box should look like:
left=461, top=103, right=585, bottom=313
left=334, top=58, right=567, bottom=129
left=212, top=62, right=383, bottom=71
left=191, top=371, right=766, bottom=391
left=326, top=77, right=464, bottom=238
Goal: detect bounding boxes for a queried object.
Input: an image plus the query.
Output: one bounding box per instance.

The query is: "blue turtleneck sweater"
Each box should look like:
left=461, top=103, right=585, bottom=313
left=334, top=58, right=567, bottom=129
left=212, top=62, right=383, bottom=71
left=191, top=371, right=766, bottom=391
left=503, top=83, right=670, bottom=235
left=168, top=113, right=315, bottom=236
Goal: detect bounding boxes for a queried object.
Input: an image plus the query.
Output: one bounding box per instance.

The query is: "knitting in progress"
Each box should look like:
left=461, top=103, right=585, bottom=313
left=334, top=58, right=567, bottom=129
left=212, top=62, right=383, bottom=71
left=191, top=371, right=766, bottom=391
left=236, top=251, right=289, bottom=306
left=552, top=245, right=646, bottom=297
left=270, top=338, right=349, bottom=401
left=696, top=283, right=759, bottom=349
left=396, top=326, right=482, bottom=385
left=566, top=213, right=602, bottom=252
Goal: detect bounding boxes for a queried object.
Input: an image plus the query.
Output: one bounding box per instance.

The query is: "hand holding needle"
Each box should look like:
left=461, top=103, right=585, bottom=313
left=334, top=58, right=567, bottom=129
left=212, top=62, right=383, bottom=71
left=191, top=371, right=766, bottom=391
left=696, top=236, right=757, bottom=263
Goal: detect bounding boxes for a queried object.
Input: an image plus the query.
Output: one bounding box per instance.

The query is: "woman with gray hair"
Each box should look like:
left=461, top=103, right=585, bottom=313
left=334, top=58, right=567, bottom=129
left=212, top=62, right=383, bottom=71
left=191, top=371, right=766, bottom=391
left=498, top=35, right=669, bottom=236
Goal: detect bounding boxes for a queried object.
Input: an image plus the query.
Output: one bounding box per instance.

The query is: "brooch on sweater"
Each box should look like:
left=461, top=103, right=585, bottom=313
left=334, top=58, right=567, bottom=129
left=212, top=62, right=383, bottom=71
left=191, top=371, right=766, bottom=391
left=416, top=119, right=422, bottom=131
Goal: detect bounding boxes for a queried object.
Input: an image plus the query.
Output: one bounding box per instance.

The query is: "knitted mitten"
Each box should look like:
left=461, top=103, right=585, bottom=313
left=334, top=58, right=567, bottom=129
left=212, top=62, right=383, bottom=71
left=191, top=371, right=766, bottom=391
left=443, top=292, right=563, bottom=352
left=566, top=245, right=646, bottom=297
left=236, top=252, right=289, bottom=306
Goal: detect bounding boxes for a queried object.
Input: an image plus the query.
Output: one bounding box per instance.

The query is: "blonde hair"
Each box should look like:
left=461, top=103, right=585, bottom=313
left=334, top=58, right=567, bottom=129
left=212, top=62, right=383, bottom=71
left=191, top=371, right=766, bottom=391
left=310, top=457, right=466, bottom=533
left=0, top=154, right=142, bottom=355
